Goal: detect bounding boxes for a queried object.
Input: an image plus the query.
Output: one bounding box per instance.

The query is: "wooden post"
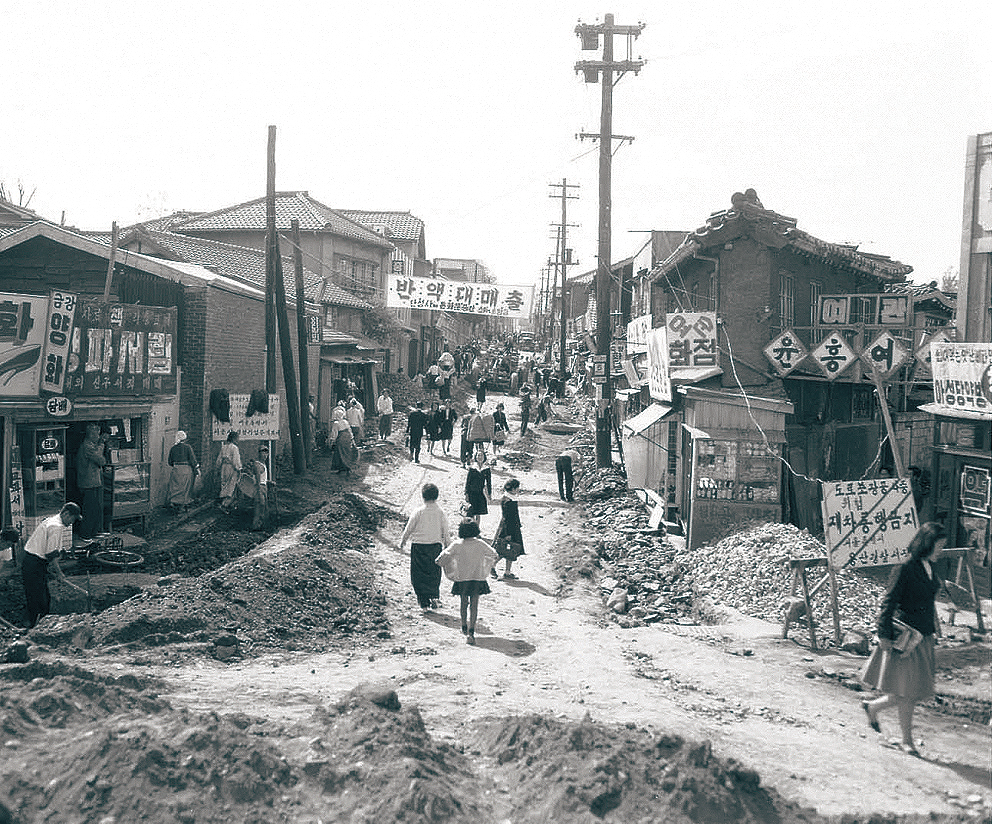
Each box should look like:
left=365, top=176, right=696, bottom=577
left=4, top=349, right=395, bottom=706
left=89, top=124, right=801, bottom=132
left=264, top=126, right=278, bottom=395
left=291, top=219, right=313, bottom=466
left=799, top=565, right=818, bottom=650
left=273, top=249, right=306, bottom=474
left=103, top=222, right=118, bottom=302
left=869, top=366, right=904, bottom=478
left=827, top=564, right=843, bottom=646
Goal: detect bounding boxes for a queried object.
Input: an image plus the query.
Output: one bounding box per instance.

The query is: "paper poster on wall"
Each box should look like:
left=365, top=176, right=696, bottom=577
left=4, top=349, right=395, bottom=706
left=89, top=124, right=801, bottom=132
left=821, top=478, right=918, bottom=568
left=212, top=394, right=282, bottom=441
left=930, top=342, right=992, bottom=415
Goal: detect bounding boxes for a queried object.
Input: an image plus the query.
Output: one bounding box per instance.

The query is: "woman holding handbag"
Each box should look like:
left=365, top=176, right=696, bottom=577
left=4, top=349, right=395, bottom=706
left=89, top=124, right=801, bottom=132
left=491, top=477, right=525, bottom=580
left=860, top=521, right=946, bottom=756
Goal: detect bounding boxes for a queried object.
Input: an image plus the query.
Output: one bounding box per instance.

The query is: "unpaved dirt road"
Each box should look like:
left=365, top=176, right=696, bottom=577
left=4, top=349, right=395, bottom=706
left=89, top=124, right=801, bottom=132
left=153, top=393, right=992, bottom=821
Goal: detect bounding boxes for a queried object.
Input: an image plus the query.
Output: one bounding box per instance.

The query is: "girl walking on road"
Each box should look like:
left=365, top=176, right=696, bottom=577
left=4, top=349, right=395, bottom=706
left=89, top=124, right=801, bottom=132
left=399, top=483, right=451, bottom=611
left=860, top=522, right=946, bottom=756
left=436, top=518, right=497, bottom=645
left=492, top=477, right=525, bottom=579
left=464, top=450, right=492, bottom=522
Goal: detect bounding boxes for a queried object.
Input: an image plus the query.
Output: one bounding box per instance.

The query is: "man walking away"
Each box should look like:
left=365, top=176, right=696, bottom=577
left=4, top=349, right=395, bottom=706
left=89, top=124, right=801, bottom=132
left=556, top=447, right=580, bottom=502
left=377, top=388, right=394, bottom=440
left=399, top=483, right=450, bottom=610
left=406, top=402, right=429, bottom=463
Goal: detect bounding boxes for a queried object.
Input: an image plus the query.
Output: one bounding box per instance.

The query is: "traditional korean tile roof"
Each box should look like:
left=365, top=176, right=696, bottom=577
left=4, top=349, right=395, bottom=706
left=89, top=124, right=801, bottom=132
left=131, top=229, right=371, bottom=309
left=652, top=191, right=912, bottom=284
left=173, top=192, right=394, bottom=249
left=886, top=280, right=956, bottom=310
left=339, top=210, right=424, bottom=243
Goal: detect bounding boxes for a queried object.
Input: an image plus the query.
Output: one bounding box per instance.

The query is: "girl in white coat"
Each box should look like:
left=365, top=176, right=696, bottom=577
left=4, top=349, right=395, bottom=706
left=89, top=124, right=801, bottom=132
left=436, top=519, right=498, bottom=645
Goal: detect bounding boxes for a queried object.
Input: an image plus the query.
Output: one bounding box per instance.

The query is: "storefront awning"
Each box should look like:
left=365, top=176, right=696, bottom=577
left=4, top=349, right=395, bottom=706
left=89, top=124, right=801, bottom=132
left=917, top=403, right=992, bottom=422
left=320, top=354, right=378, bottom=365
left=682, top=423, right=712, bottom=440
left=671, top=366, right=723, bottom=385
left=623, top=403, right=674, bottom=436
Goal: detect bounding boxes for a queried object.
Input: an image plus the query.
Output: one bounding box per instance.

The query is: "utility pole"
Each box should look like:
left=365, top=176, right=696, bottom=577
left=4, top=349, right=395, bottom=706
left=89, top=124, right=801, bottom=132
left=549, top=178, right=579, bottom=389
left=264, top=127, right=278, bottom=395
left=575, top=13, right=645, bottom=468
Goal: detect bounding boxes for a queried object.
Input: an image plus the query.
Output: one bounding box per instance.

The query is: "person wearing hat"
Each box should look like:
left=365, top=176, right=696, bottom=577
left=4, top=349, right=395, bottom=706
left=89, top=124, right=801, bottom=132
left=167, top=431, right=199, bottom=513
left=21, top=502, right=82, bottom=627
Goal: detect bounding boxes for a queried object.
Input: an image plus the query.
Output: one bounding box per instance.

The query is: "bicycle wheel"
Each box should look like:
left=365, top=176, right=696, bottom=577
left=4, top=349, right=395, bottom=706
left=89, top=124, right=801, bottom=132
left=93, top=549, right=144, bottom=569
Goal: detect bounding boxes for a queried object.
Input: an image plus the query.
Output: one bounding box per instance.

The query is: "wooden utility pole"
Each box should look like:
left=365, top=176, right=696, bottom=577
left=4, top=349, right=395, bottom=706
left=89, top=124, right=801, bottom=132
left=575, top=14, right=645, bottom=468
left=103, top=222, right=119, bottom=302
left=264, top=126, right=278, bottom=394
left=291, top=219, right=313, bottom=466
left=549, top=178, right=579, bottom=388
left=273, top=238, right=306, bottom=474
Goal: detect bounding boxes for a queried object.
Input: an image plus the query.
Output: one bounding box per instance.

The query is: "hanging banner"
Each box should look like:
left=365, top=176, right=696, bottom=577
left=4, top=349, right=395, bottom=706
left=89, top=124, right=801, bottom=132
left=665, top=311, right=718, bottom=369
left=385, top=274, right=533, bottom=319
left=930, top=342, right=992, bottom=415
left=626, top=314, right=652, bottom=354
left=0, top=292, right=48, bottom=396
left=763, top=330, right=808, bottom=377
left=64, top=299, right=177, bottom=396
left=821, top=478, right=918, bottom=569
left=645, top=326, right=671, bottom=402
left=212, top=394, right=281, bottom=441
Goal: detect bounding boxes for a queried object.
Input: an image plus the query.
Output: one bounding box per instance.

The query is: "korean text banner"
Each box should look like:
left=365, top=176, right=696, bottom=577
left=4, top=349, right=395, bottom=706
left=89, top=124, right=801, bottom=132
left=821, top=478, right=918, bottom=569
left=64, top=298, right=177, bottom=396
left=0, top=292, right=48, bottom=396
left=386, top=275, right=533, bottom=318
left=212, top=394, right=281, bottom=441
left=930, top=342, right=992, bottom=415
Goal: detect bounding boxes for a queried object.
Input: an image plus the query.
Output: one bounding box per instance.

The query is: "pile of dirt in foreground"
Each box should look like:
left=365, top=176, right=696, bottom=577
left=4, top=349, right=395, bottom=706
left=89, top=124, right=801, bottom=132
left=1, top=672, right=974, bottom=824
left=25, top=499, right=389, bottom=657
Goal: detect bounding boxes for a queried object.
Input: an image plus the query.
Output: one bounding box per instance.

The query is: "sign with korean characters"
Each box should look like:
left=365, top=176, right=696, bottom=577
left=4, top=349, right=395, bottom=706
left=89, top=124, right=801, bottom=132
left=65, top=299, right=177, bottom=396
left=930, top=342, right=992, bottom=415
left=0, top=292, right=48, bottom=396
left=821, top=478, right=919, bottom=569
left=39, top=290, right=78, bottom=393
left=665, top=311, right=718, bottom=369
left=8, top=445, right=26, bottom=539
left=959, top=465, right=990, bottom=516
left=645, top=326, right=672, bottom=402
left=860, top=331, right=910, bottom=379
left=212, top=394, right=281, bottom=441
left=626, top=314, right=652, bottom=354
left=817, top=294, right=909, bottom=326
left=386, top=274, right=533, bottom=319
left=763, top=330, right=808, bottom=376
left=811, top=332, right=856, bottom=379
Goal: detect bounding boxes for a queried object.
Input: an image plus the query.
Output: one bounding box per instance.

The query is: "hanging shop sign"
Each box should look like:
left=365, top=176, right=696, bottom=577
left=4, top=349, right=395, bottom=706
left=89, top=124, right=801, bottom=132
left=763, top=329, right=808, bottom=377
left=0, top=292, right=48, bottom=396
left=44, top=396, right=73, bottom=417
left=821, top=478, right=919, bottom=569
left=39, top=290, right=78, bottom=393
left=8, top=445, right=26, bottom=539
left=930, top=342, right=992, bottom=415
left=645, top=326, right=672, bottom=402
left=665, top=311, right=718, bottom=369
left=64, top=299, right=177, bottom=396
left=860, top=331, right=910, bottom=379
left=817, top=294, right=910, bottom=326
left=626, top=313, right=652, bottom=354
left=385, top=274, right=533, bottom=319
left=811, top=332, right=856, bottom=380
left=212, top=393, right=281, bottom=441
left=959, top=465, right=991, bottom=516
left=307, top=315, right=322, bottom=344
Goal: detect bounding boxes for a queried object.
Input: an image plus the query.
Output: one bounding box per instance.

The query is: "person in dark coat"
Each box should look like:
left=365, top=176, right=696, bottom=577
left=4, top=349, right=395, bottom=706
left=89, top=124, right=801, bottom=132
left=406, top=402, right=429, bottom=464
left=476, top=375, right=487, bottom=407
left=520, top=389, right=532, bottom=435
left=426, top=401, right=441, bottom=457
left=860, top=522, right=946, bottom=756
left=464, top=450, right=492, bottom=522
left=460, top=409, right=476, bottom=468
left=492, top=403, right=509, bottom=455
left=492, top=477, right=525, bottom=579
left=438, top=401, right=457, bottom=456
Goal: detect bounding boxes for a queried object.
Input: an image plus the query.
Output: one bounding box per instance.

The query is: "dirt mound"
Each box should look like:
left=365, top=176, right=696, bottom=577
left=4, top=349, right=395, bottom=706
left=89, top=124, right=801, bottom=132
left=27, top=500, right=389, bottom=657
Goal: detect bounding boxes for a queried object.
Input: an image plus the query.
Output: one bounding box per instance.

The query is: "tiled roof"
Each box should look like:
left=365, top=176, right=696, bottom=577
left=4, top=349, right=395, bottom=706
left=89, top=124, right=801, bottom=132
left=0, top=198, right=43, bottom=223
left=133, top=229, right=371, bottom=309
left=887, top=281, right=956, bottom=310
left=173, top=192, right=393, bottom=249
left=653, top=192, right=912, bottom=283
left=339, top=210, right=424, bottom=242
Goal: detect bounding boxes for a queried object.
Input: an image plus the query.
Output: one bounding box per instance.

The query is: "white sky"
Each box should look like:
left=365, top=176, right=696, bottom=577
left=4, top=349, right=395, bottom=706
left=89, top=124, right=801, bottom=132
left=4, top=1, right=990, bottom=288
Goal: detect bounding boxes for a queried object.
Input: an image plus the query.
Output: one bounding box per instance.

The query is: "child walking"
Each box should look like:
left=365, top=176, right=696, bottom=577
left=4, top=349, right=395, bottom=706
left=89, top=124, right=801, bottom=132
left=436, top=519, right=498, bottom=645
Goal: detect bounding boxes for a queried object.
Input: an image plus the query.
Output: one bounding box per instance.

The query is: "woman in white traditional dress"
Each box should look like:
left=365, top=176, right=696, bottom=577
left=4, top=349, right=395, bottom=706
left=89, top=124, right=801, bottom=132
left=216, top=430, right=242, bottom=512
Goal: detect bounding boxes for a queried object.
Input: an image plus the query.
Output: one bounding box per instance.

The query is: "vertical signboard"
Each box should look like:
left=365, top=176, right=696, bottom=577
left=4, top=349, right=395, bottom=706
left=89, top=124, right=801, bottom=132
left=645, top=326, right=671, bottom=402
left=626, top=314, right=652, bottom=354
left=666, top=311, right=718, bottom=369
left=39, top=290, right=78, bottom=393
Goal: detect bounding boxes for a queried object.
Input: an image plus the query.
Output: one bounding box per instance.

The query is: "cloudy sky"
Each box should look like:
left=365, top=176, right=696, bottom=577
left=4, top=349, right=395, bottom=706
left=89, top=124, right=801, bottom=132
left=4, top=1, right=989, bottom=288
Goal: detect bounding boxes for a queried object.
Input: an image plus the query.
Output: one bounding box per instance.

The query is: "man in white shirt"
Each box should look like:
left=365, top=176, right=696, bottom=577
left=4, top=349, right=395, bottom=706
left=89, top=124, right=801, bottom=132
left=22, top=502, right=81, bottom=627
left=346, top=397, right=365, bottom=443
left=376, top=388, right=394, bottom=440
left=399, top=483, right=450, bottom=610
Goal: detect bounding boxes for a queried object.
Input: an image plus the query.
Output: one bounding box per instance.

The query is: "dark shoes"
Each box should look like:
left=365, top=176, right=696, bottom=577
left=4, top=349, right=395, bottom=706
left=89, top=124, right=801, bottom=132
left=466, top=632, right=476, bottom=645
left=861, top=701, right=880, bottom=733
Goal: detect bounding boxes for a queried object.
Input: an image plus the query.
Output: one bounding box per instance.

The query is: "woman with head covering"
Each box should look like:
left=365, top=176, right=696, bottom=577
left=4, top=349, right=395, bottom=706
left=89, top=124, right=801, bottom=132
left=216, top=431, right=242, bottom=512
left=328, top=407, right=360, bottom=477
left=167, top=431, right=199, bottom=512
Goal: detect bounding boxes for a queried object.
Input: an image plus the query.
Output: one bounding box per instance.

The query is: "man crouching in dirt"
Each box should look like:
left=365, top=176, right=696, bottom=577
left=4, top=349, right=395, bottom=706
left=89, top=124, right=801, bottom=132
left=20, top=503, right=86, bottom=627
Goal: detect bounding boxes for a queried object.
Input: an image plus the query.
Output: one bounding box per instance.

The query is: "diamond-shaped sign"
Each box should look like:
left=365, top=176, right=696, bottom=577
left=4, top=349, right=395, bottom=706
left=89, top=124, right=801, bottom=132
left=861, top=331, right=910, bottom=379
left=763, top=330, right=808, bottom=376
left=811, top=332, right=856, bottom=380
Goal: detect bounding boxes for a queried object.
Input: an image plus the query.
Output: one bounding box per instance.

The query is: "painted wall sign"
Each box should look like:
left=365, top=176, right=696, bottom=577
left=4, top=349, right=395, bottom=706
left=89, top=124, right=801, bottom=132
left=44, top=396, right=73, bottom=417
left=386, top=274, right=533, bottom=318
left=645, top=326, right=672, bottom=402
left=64, top=299, right=177, bottom=396
left=821, top=478, right=918, bottom=569
left=212, top=394, right=281, bottom=441
left=930, top=342, right=992, bottom=415
left=763, top=329, right=808, bottom=376
left=665, top=311, right=718, bottom=369
left=818, top=294, right=909, bottom=326
left=0, top=292, right=47, bottom=396
left=39, top=290, right=78, bottom=393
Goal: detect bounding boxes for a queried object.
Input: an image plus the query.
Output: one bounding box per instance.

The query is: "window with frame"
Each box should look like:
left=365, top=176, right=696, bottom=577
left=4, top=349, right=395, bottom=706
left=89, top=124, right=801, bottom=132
left=809, top=281, right=821, bottom=324
left=323, top=305, right=338, bottom=328
left=779, top=271, right=795, bottom=326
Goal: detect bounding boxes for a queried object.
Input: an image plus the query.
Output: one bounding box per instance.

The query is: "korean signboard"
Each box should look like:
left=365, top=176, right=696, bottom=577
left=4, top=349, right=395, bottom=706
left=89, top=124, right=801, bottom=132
left=763, top=330, right=808, bottom=376
left=959, top=465, right=990, bottom=516
left=665, top=312, right=718, bottom=369
left=386, top=274, right=533, bottom=319
left=212, top=394, right=282, bottom=441
left=930, top=342, right=992, bottom=415
left=817, top=294, right=909, bottom=326
left=821, top=478, right=919, bottom=568
left=645, top=326, right=671, bottom=402
left=860, top=331, right=910, bottom=379
left=811, top=332, right=856, bottom=380
left=626, top=314, right=652, bottom=354
left=39, top=290, right=77, bottom=393
left=0, top=292, right=48, bottom=396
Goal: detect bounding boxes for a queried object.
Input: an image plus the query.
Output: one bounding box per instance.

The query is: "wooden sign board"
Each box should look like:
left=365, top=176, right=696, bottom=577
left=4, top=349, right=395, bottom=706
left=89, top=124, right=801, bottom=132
left=821, top=478, right=918, bottom=569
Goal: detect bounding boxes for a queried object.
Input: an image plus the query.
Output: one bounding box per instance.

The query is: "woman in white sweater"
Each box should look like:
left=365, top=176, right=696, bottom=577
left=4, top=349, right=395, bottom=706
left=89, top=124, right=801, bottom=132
left=436, top=519, right=498, bottom=645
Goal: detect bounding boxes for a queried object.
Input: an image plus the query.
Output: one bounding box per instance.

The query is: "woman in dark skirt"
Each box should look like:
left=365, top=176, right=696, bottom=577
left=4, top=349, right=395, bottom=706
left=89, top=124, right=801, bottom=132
left=426, top=401, right=441, bottom=457
left=492, top=477, right=525, bottom=579
left=464, top=450, right=491, bottom=521
left=438, top=401, right=457, bottom=456
left=860, top=521, right=946, bottom=756
left=436, top=519, right=498, bottom=644
left=476, top=375, right=487, bottom=407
